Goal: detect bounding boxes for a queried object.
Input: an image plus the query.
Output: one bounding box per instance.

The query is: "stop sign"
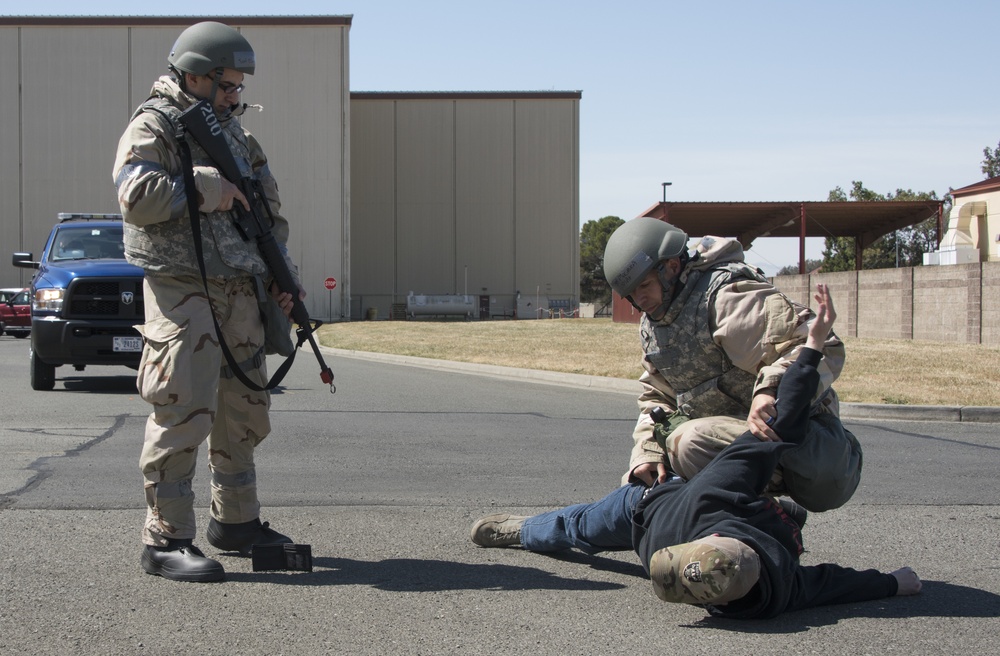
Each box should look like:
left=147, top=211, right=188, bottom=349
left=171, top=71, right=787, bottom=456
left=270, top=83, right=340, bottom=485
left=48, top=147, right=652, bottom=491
left=324, top=277, right=337, bottom=290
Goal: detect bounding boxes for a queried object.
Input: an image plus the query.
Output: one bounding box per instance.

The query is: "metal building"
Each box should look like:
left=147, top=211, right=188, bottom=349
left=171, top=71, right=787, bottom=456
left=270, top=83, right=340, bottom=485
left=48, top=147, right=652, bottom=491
left=350, top=91, right=581, bottom=320
left=1, top=16, right=580, bottom=322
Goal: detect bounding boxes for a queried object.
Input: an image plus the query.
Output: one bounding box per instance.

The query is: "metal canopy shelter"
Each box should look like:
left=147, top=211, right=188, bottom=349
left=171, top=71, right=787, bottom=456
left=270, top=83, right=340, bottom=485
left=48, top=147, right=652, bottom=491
left=639, top=200, right=945, bottom=272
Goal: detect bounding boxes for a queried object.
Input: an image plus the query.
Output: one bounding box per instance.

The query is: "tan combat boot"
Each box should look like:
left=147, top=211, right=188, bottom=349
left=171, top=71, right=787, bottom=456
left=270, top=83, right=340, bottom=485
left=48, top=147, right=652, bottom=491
left=470, top=513, right=527, bottom=547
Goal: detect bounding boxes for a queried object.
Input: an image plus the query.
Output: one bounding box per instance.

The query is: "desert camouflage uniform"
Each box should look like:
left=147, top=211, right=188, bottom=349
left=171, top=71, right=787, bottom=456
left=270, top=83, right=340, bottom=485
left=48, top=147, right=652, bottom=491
left=625, top=236, right=862, bottom=512
left=112, top=75, right=297, bottom=546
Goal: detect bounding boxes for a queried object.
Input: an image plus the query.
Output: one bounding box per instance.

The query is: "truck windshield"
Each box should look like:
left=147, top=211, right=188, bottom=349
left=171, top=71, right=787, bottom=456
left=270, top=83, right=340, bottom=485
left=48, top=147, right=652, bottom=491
left=51, top=227, right=126, bottom=261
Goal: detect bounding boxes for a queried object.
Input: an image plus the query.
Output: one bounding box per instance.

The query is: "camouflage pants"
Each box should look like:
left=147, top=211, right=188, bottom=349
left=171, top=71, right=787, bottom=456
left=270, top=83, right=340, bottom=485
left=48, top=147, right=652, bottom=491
left=136, top=274, right=270, bottom=546
left=665, top=412, right=862, bottom=512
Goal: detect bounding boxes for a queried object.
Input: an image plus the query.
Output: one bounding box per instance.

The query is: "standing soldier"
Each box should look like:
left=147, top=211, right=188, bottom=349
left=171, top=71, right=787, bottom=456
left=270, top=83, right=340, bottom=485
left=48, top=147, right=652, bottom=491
left=113, top=21, right=302, bottom=582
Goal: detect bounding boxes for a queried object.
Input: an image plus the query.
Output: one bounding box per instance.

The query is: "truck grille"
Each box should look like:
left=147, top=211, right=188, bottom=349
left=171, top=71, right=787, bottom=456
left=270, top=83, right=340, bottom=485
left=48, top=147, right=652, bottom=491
left=66, top=278, right=145, bottom=319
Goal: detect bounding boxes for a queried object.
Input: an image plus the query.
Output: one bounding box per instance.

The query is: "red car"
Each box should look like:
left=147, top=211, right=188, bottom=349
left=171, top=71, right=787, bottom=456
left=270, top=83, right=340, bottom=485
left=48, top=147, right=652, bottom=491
left=0, top=288, right=31, bottom=338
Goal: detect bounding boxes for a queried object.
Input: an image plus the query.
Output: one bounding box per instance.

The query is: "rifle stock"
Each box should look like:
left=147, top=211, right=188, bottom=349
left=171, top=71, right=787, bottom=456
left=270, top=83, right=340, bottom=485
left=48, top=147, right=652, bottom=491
left=179, top=99, right=335, bottom=390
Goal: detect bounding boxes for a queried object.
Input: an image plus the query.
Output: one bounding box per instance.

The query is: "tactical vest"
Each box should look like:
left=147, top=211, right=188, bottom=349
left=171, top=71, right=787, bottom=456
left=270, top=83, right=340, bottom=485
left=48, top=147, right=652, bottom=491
left=122, top=98, right=268, bottom=279
left=641, top=262, right=767, bottom=419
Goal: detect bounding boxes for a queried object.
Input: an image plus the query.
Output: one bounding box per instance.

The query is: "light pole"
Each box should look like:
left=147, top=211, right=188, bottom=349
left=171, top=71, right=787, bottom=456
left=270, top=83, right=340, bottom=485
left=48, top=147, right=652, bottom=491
left=662, top=182, right=672, bottom=203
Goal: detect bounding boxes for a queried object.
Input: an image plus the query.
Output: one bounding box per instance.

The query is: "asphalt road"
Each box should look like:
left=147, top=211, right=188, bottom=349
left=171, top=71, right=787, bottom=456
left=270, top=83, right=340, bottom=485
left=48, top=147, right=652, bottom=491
left=0, top=334, right=997, bottom=655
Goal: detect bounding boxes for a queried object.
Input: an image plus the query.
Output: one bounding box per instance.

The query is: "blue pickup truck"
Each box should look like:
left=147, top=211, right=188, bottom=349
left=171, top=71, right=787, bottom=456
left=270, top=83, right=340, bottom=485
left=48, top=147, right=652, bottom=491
left=12, top=213, right=145, bottom=390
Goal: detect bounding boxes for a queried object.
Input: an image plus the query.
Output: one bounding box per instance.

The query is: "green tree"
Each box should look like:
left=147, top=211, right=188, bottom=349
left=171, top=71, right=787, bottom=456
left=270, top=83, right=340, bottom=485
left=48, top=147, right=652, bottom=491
left=776, top=259, right=823, bottom=276
left=821, top=181, right=947, bottom=272
left=580, top=215, right=625, bottom=305
left=982, top=140, right=1000, bottom=178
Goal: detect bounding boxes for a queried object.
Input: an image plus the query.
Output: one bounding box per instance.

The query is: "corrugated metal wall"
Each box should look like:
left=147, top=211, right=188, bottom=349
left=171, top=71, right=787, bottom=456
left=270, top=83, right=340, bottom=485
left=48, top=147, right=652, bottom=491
left=240, top=24, right=351, bottom=321
left=7, top=25, right=134, bottom=270
left=350, top=93, right=580, bottom=320
left=0, top=27, right=20, bottom=264
left=0, top=18, right=351, bottom=320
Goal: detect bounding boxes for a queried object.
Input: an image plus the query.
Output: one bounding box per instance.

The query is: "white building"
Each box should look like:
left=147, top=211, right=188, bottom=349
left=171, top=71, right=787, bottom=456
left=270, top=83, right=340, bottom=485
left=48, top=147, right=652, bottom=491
left=924, top=176, right=1000, bottom=266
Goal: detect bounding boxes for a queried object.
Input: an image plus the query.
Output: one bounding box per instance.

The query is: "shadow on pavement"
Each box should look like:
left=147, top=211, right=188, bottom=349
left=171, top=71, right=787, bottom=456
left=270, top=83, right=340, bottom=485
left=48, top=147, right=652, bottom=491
left=225, top=556, right=628, bottom=592
left=682, top=580, right=1000, bottom=632
left=60, top=375, right=138, bottom=394
left=541, top=548, right=649, bottom=579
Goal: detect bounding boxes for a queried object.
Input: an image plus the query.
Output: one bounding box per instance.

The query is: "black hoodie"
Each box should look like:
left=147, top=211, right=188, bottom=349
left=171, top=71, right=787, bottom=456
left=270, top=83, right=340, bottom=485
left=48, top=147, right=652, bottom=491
left=632, top=348, right=897, bottom=619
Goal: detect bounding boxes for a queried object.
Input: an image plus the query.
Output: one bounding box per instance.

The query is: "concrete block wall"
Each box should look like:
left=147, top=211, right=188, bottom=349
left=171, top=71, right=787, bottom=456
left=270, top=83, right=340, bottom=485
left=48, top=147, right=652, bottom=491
left=857, top=268, right=912, bottom=340
left=983, top=265, right=1000, bottom=346
left=913, top=264, right=978, bottom=343
left=772, top=261, right=1000, bottom=346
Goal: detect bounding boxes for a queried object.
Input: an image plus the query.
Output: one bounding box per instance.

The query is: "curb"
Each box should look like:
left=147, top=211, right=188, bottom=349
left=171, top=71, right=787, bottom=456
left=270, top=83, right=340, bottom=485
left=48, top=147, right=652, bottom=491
left=321, top=347, right=1000, bottom=423
left=839, top=403, right=1000, bottom=423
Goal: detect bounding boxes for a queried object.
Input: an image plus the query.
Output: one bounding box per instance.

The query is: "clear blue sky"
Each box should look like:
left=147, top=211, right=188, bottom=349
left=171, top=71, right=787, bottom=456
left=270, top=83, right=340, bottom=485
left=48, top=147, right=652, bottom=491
left=20, top=1, right=999, bottom=274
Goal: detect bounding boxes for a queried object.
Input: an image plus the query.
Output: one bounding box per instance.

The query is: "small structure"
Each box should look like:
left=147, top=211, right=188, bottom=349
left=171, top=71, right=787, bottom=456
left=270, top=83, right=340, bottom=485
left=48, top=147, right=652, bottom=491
left=924, top=176, right=1000, bottom=265
left=639, top=199, right=943, bottom=272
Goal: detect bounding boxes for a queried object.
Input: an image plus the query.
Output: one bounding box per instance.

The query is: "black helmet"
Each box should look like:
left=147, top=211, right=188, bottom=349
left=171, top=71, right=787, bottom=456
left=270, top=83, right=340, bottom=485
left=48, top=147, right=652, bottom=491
left=168, top=21, right=255, bottom=76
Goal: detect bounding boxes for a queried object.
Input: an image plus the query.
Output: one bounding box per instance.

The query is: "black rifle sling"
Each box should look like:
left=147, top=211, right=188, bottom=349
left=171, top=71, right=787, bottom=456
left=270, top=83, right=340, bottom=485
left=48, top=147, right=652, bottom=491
left=175, top=126, right=297, bottom=392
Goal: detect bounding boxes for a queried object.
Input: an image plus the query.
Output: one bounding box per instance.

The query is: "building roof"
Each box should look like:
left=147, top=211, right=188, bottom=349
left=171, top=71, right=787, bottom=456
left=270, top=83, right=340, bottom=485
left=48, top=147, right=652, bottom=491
left=0, top=15, right=353, bottom=26
left=352, top=91, right=582, bottom=100
left=639, top=200, right=944, bottom=253
left=951, top=175, right=1000, bottom=197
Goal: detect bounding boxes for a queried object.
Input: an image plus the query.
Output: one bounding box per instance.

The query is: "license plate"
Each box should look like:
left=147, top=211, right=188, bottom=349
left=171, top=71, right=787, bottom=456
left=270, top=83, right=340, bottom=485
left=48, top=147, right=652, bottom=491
left=113, top=336, right=144, bottom=352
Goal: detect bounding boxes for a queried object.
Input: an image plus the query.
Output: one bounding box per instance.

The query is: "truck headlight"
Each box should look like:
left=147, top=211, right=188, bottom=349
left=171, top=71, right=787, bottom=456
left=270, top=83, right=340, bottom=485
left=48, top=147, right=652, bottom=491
left=35, top=288, right=64, bottom=312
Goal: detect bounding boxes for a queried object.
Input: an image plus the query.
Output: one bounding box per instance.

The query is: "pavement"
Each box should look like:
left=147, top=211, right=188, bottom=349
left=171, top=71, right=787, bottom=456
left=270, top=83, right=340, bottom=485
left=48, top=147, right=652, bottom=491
left=323, top=347, right=1000, bottom=423
left=1, top=339, right=997, bottom=655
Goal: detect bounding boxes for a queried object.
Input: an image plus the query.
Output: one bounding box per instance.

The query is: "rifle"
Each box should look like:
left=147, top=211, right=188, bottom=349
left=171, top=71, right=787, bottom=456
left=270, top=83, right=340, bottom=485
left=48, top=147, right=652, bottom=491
left=178, top=99, right=335, bottom=392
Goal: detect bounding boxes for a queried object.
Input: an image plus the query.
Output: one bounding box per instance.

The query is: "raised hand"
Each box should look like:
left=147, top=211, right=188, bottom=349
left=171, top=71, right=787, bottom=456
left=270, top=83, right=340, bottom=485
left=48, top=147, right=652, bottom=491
left=805, top=284, right=836, bottom=352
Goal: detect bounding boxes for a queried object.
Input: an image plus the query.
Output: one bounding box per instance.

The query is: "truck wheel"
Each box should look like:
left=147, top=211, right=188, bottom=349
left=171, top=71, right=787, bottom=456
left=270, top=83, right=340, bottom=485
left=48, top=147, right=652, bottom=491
left=30, top=349, right=56, bottom=391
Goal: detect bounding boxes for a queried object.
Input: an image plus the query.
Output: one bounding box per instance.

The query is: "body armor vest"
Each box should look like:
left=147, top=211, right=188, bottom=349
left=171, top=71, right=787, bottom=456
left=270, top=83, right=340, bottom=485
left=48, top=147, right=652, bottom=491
left=641, top=262, right=766, bottom=419
left=122, top=98, right=268, bottom=279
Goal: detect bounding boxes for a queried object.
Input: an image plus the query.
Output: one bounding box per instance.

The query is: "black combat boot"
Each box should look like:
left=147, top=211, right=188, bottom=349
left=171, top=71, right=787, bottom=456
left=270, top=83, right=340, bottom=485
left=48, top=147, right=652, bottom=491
left=141, top=538, right=225, bottom=582
left=206, top=518, right=292, bottom=556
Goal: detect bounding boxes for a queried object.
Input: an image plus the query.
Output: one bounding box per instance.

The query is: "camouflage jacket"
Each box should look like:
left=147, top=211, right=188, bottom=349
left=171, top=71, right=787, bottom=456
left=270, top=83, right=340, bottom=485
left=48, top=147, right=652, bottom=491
left=625, top=236, right=845, bottom=482
left=112, top=76, right=297, bottom=283
left=640, top=260, right=763, bottom=420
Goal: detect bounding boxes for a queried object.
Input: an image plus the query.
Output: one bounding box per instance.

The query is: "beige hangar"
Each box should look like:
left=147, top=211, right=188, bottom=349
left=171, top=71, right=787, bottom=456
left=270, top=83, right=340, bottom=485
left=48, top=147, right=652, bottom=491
left=351, top=91, right=581, bottom=320
left=1, top=16, right=581, bottom=321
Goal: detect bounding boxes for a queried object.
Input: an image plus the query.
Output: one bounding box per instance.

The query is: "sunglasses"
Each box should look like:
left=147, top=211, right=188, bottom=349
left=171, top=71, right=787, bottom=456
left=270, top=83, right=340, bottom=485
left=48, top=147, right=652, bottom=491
left=216, top=80, right=245, bottom=95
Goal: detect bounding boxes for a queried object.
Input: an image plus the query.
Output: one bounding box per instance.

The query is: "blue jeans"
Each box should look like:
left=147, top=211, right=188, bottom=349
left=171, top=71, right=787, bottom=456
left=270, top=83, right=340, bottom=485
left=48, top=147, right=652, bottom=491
left=520, top=483, right=648, bottom=554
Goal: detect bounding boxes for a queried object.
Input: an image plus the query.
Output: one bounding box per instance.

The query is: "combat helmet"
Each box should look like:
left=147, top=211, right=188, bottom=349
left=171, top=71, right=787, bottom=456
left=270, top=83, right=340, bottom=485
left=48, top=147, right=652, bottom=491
left=168, top=21, right=256, bottom=76
left=603, top=217, right=689, bottom=311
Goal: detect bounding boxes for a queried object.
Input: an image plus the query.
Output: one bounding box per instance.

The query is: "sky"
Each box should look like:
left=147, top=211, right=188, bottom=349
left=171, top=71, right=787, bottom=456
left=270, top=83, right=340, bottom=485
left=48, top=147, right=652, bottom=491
left=19, top=0, right=1000, bottom=274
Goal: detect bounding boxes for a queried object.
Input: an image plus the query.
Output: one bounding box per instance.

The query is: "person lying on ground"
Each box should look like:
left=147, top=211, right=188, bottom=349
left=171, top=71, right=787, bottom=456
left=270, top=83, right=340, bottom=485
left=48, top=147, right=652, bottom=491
left=471, top=284, right=921, bottom=618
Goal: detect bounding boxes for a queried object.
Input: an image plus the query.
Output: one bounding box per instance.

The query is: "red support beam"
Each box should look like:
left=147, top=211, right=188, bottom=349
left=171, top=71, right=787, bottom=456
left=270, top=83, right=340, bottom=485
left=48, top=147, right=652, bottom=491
left=799, top=203, right=806, bottom=274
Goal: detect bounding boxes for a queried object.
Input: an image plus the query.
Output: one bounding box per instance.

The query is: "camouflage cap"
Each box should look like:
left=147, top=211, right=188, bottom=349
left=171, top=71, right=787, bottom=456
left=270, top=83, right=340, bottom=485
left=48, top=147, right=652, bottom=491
left=649, top=536, right=760, bottom=605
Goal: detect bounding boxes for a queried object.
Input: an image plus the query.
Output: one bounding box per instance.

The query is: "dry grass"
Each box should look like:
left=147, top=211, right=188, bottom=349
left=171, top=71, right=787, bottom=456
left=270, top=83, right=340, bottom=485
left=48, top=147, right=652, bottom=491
left=836, top=338, right=1000, bottom=406
left=316, top=318, right=1000, bottom=406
